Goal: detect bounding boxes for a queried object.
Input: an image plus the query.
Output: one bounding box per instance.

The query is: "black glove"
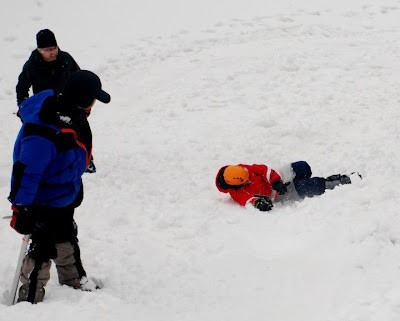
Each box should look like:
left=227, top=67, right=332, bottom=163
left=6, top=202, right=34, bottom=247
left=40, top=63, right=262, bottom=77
left=85, top=158, right=96, bottom=173
left=253, top=197, right=273, bottom=212
left=10, top=205, right=34, bottom=235
left=272, top=180, right=289, bottom=195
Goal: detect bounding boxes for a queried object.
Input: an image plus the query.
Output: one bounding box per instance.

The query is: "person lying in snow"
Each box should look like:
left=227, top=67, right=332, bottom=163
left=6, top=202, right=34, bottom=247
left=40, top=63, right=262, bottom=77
left=215, top=161, right=361, bottom=212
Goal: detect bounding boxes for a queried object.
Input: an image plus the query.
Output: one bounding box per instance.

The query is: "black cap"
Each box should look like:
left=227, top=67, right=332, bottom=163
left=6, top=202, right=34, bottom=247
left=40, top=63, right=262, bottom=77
left=36, top=29, right=57, bottom=48
left=63, top=70, right=111, bottom=108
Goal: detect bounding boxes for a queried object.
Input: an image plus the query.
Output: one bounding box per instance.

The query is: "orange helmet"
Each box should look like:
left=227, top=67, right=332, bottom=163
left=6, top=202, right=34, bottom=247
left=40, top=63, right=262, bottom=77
left=223, top=166, right=249, bottom=185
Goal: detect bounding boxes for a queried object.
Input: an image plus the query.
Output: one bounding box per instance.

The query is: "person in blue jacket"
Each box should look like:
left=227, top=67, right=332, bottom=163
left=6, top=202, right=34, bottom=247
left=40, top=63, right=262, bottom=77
left=8, top=70, right=110, bottom=303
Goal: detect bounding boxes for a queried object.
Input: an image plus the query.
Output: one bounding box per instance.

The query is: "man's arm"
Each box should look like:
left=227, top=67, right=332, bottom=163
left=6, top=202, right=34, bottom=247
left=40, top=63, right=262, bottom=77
left=16, top=63, right=32, bottom=106
left=11, top=135, right=55, bottom=205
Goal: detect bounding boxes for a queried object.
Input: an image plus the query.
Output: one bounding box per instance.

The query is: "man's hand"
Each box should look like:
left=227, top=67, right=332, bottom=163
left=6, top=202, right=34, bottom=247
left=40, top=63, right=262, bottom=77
left=10, top=205, right=34, bottom=235
left=272, top=180, right=290, bottom=195
left=253, top=197, right=273, bottom=212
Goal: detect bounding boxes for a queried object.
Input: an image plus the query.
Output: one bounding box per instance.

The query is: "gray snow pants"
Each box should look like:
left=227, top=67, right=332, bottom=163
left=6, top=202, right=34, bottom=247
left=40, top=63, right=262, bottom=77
left=18, top=206, right=87, bottom=303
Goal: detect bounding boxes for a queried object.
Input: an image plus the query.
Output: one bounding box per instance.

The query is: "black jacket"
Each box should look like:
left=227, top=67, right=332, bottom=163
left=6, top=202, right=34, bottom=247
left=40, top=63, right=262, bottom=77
left=16, top=49, right=80, bottom=106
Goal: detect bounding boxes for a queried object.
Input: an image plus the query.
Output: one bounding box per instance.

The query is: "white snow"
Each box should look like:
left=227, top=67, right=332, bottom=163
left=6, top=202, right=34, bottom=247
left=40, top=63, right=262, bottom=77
left=1, top=0, right=400, bottom=320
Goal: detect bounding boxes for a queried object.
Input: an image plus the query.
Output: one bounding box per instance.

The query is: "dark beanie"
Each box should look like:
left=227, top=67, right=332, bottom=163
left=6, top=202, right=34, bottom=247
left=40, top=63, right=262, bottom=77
left=36, top=29, right=57, bottom=48
left=63, top=70, right=111, bottom=108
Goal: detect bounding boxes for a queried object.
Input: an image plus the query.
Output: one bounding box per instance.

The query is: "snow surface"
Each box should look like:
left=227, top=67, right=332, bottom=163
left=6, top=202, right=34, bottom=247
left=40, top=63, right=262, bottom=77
left=1, top=0, right=400, bottom=320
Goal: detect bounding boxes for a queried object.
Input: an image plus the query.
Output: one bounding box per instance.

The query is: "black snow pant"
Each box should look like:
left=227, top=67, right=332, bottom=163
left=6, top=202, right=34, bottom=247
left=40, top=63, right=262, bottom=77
left=18, top=206, right=87, bottom=303
left=291, top=161, right=326, bottom=198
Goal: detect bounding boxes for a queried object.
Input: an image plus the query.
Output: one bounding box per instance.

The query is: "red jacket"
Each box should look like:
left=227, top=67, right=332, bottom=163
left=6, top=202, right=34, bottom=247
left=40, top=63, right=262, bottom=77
left=215, top=164, right=282, bottom=206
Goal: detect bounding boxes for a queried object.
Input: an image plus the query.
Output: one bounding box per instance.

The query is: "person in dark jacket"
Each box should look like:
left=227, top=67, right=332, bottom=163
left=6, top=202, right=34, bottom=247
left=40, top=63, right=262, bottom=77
left=16, top=29, right=99, bottom=174
left=216, top=161, right=361, bottom=212
left=16, top=29, right=80, bottom=106
left=8, top=70, right=111, bottom=303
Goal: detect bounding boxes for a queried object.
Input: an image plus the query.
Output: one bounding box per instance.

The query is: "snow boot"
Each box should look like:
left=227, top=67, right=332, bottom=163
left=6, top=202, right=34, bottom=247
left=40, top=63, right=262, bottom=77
left=79, top=276, right=103, bottom=291
left=325, top=172, right=361, bottom=190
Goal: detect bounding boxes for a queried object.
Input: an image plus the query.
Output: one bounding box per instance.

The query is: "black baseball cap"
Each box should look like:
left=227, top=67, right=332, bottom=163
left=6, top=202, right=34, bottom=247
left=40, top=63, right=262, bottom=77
left=63, top=70, right=111, bottom=108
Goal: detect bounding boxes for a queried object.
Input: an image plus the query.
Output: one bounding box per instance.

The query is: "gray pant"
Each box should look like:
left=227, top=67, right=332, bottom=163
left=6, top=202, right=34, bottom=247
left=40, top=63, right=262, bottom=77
left=17, top=205, right=88, bottom=303
left=18, top=241, right=85, bottom=303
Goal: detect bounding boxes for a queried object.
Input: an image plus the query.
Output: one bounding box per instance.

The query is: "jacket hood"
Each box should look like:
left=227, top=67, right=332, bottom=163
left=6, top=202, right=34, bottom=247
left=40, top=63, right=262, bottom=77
left=18, top=90, right=59, bottom=129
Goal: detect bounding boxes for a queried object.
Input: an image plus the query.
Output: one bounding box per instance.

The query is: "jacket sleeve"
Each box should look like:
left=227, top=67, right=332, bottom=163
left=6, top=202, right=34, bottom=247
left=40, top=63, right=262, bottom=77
left=16, top=62, right=32, bottom=106
left=11, top=135, right=56, bottom=206
left=246, top=164, right=282, bottom=185
left=228, top=189, right=255, bottom=206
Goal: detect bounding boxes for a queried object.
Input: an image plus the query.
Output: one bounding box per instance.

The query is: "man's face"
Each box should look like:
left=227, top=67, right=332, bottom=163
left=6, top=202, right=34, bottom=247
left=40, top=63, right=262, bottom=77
left=38, top=46, right=59, bottom=62
left=78, top=99, right=96, bottom=111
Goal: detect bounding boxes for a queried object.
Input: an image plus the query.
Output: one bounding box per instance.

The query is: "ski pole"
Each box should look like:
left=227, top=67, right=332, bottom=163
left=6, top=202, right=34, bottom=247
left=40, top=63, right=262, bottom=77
left=6, top=235, right=31, bottom=306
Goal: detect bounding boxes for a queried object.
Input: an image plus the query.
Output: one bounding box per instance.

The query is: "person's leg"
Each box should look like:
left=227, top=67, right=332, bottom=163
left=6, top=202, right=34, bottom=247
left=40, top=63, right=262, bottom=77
left=54, top=240, right=86, bottom=287
left=18, top=225, right=56, bottom=304
left=18, top=254, right=51, bottom=303
left=293, top=176, right=326, bottom=198
left=291, top=161, right=312, bottom=179
left=52, top=207, right=87, bottom=288
left=291, top=161, right=327, bottom=198
left=291, top=161, right=355, bottom=198
left=325, top=174, right=352, bottom=189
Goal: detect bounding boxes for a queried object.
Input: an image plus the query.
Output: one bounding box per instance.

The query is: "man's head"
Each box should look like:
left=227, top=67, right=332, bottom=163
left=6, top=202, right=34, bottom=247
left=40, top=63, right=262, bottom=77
left=36, top=29, right=58, bottom=62
left=63, top=70, right=111, bottom=109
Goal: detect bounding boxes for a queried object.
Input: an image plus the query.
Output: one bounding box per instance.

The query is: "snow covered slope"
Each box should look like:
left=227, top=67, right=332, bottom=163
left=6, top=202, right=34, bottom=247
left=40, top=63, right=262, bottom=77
left=1, top=1, right=400, bottom=320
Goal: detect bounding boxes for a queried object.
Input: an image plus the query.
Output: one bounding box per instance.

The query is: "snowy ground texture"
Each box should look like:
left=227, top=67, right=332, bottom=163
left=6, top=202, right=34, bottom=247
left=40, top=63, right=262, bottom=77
left=1, top=0, right=400, bottom=320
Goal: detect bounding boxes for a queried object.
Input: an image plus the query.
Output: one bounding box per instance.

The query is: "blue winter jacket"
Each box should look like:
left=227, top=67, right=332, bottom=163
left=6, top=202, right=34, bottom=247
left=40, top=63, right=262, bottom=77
left=10, top=90, right=88, bottom=207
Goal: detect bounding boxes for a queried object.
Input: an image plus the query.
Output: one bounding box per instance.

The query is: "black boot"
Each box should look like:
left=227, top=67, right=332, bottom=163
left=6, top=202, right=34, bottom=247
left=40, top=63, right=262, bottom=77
left=325, top=173, right=360, bottom=190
